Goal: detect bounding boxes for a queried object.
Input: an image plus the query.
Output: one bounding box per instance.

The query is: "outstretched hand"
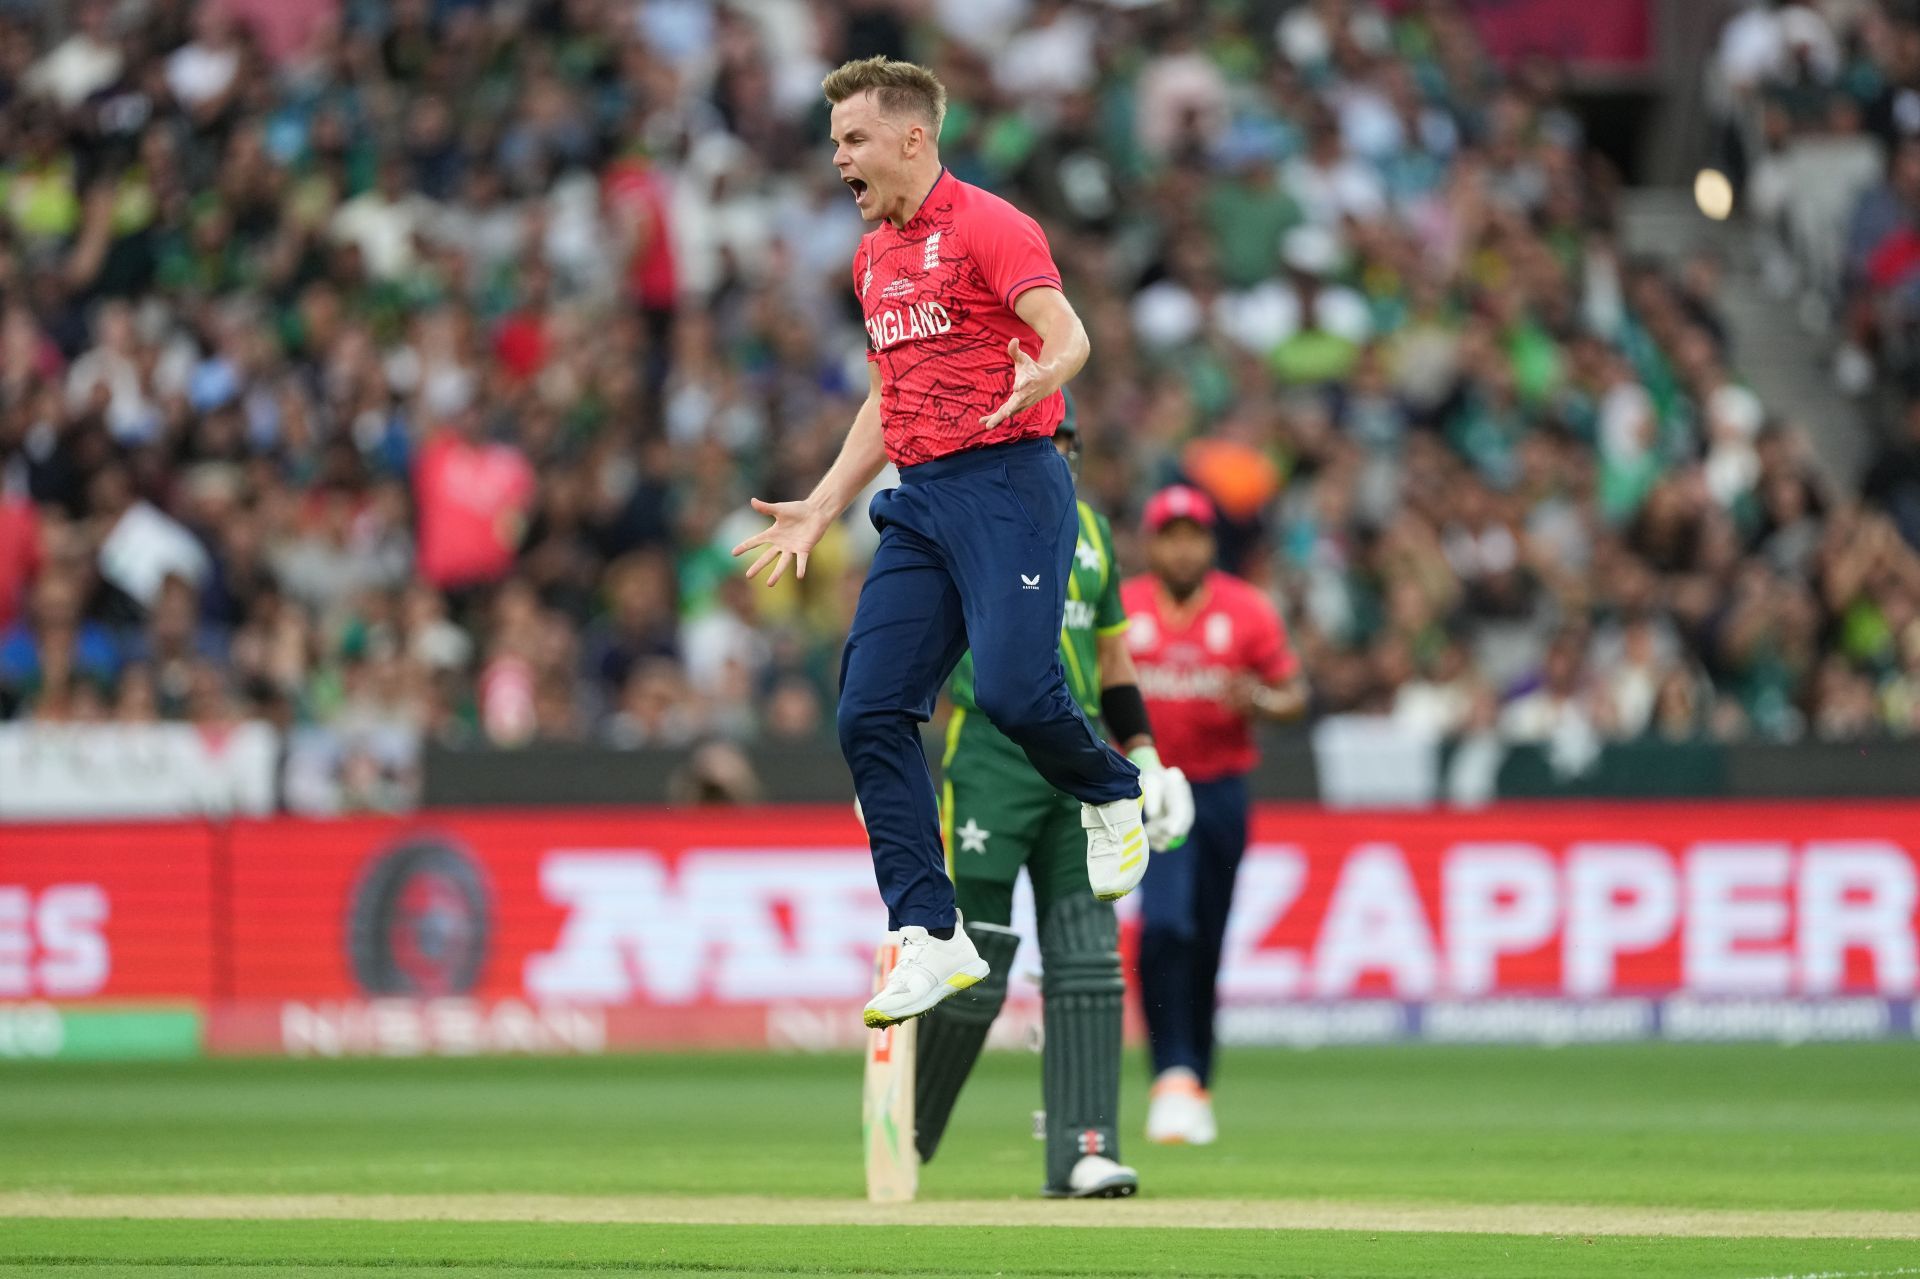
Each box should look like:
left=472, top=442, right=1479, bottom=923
left=731, top=497, right=830, bottom=587
left=979, top=338, right=1054, bottom=431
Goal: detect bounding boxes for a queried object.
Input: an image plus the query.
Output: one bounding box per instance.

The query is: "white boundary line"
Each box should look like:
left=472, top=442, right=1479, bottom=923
left=2, top=1193, right=1920, bottom=1239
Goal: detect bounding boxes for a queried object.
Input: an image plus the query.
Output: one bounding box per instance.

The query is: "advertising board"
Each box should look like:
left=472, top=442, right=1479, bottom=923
left=5, top=804, right=1917, bottom=1055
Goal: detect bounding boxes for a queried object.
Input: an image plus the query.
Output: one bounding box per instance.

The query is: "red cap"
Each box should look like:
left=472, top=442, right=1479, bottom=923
left=1143, top=484, right=1217, bottom=534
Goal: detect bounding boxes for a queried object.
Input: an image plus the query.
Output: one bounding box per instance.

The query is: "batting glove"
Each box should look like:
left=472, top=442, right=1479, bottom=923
left=1130, top=745, right=1194, bottom=852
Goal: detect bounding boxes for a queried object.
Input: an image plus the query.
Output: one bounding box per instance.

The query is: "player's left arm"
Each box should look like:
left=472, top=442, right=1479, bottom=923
left=1092, top=519, right=1193, bottom=849
left=1092, top=512, right=1150, bottom=751
left=1096, top=634, right=1150, bottom=752
left=1098, top=632, right=1194, bottom=851
left=979, top=286, right=1090, bottom=430
left=1246, top=672, right=1309, bottom=721
left=1236, top=601, right=1309, bottom=721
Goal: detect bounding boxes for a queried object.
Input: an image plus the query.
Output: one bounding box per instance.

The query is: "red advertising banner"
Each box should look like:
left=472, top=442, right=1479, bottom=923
left=8, top=803, right=1920, bottom=1054
left=0, top=822, right=215, bottom=1001
left=1225, top=803, right=1919, bottom=999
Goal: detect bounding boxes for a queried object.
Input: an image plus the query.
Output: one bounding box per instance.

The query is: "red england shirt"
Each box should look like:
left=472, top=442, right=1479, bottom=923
left=414, top=429, right=537, bottom=591
left=853, top=168, right=1066, bottom=466
left=1121, top=570, right=1299, bottom=782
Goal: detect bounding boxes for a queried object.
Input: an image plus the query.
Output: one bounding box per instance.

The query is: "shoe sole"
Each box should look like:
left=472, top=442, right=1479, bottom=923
left=1090, top=866, right=1146, bottom=902
left=1042, top=1175, right=1139, bottom=1199
left=1088, top=809, right=1149, bottom=902
left=862, top=961, right=990, bottom=1029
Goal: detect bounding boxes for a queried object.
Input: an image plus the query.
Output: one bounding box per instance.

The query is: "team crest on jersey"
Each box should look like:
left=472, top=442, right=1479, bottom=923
left=922, top=231, right=941, bottom=272
left=1205, top=613, right=1233, bottom=654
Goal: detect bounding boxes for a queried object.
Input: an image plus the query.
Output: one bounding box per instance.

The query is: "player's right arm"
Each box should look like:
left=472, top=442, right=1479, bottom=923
left=732, top=361, right=886, bottom=586
left=1229, top=592, right=1308, bottom=720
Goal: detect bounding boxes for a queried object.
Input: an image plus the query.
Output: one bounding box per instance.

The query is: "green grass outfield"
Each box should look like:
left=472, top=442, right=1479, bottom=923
left=2, top=1043, right=1917, bottom=1277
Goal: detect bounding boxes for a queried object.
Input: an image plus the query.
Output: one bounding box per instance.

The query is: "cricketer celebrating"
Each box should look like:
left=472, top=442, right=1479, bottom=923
left=733, top=57, right=1152, bottom=1030
left=915, top=415, right=1195, bottom=1199
left=1123, top=486, right=1307, bottom=1145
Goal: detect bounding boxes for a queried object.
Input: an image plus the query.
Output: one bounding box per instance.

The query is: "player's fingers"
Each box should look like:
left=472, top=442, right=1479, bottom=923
left=731, top=527, right=770, bottom=557
left=1006, top=337, right=1021, bottom=362
left=749, top=497, right=778, bottom=515
left=766, top=549, right=791, bottom=586
left=745, top=545, right=779, bottom=579
left=796, top=549, right=810, bottom=579
left=979, top=401, right=1010, bottom=429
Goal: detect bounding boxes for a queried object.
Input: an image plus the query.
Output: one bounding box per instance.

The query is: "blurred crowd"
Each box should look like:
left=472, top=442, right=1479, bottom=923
left=1708, top=0, right=1920, bottom=740
left=4, top=0, right=1920, bottom=772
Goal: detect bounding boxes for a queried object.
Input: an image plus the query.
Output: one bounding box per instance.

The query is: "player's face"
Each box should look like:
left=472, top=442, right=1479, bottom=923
left=830, top=92, right=916, bottom=224
left=1150, top=520, right=1214, bottom=598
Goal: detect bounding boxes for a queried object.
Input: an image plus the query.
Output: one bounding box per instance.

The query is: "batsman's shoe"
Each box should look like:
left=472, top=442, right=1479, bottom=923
left=1043, top=1155, right=1139, bottom=1199
left=1082, top=795, right=1149, bottom=901
left=862, top=926, right=990, bottom=1029
left=1145, top=1068, right=1217, bottom=1146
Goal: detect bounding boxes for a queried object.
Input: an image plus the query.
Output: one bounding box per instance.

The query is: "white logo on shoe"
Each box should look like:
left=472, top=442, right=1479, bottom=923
left=1021, top=574, right=1040, bottom=590
left=956, top=819, right=991, bottom=854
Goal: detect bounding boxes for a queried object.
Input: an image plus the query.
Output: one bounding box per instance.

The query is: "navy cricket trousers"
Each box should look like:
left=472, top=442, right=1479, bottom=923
left=1138, top=773, right=1249, bottom=1087
left=837, top=437, right=1141, bottom=931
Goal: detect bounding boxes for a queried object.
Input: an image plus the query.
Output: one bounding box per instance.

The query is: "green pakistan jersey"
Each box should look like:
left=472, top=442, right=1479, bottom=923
left=948, top=500, right=1128, bottom=722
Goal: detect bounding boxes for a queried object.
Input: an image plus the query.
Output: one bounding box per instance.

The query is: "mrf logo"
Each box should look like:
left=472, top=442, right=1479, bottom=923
left=525, top=851, right=877, bottom=1003
left=348, top=836, right=492, bottom=997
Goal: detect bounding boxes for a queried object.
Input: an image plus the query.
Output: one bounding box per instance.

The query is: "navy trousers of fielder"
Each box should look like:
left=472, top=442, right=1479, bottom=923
left=837, top=438, right=1141, bottom=930
left=1138, top=773, right=1250, bottom=1086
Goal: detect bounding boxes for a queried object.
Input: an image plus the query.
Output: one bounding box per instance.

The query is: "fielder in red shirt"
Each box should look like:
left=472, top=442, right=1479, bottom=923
left=733, top=58, right=1166, bottom=1038
left=1122, top=485, right=1307, bottom=1147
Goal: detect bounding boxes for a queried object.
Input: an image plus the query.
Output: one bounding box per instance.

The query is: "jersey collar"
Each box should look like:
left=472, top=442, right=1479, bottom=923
left=899, top=166, right=950, bottom=233
left=1155, top=572, right=1216, bottom=628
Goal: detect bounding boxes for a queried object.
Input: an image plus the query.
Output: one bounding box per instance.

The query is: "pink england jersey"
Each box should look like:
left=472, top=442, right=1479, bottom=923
left=1121, top=571, right=1299, bottom=783
left=853, top=168, right=1066, bottom=466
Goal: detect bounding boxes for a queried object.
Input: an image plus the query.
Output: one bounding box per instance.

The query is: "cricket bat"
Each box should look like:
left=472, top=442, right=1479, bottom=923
left=862, top=932, right=918, bottom=1203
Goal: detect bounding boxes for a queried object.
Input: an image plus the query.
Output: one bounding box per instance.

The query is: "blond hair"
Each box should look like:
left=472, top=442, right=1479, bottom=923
left=821, top=56, right=947, bottom=136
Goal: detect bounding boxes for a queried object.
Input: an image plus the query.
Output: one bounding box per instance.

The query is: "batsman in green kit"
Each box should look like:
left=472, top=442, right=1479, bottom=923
left=913, top=420, right=1195, bottom=1198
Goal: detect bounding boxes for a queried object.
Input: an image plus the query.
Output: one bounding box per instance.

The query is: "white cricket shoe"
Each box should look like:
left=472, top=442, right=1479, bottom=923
left=1082, top=795, right=1148, bottom=901
left=861, top=925, right=990, bottom=1029
left=1145, top=1067, right=1216, bottom=1145
left=1044, top=1154, right=1139, bottom=1199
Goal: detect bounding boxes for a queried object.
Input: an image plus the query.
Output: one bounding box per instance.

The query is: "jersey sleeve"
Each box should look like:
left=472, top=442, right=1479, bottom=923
left=968, top=202, right=1062, bottom=310
left=1245, top=593, right=1301, bottom=683
left=1092, top=512, right=1128, bottom=636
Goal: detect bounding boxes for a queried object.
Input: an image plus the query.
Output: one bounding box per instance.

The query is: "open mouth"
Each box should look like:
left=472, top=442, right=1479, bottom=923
left=845, top=176, right=869, bottom=205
